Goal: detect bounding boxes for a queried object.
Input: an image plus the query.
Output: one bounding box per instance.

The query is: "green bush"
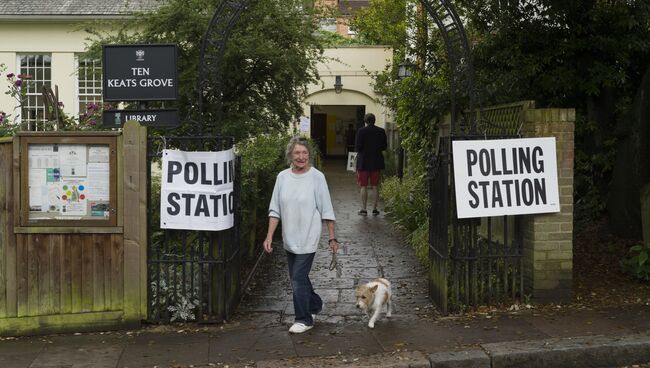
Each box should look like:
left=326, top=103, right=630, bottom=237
left=380, top=173, right=429, bottom=265
left=237, top=133, right=291, bottom=259
left=621, top=243, right=650, bottom=281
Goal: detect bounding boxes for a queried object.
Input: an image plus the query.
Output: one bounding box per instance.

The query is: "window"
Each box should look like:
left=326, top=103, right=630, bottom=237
left=77, top=58, right=103, bottom=117
left=18, top=54, right=51, bottom=131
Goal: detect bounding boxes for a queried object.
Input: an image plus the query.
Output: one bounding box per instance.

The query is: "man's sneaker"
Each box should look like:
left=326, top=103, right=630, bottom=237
left=289, top=322, right=313, bottom=334
left=358, top=209, right=368, bottom=216
left=372, top=209, right=380, bottom=216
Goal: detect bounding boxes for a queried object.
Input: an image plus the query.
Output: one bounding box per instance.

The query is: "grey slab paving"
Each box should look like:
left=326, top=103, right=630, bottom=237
left=0, top=339, right=44, bottom=368
left=118, top=333, right=209, bottom=368
left=246, top=326, right=296, bottom=362
left=519, top=308, right=636, bottom=338
left=207, top=327, right=270, bottom=365
left=30, top=344, right=122, bottom=368
left=290, top=323, right=384, bottom=357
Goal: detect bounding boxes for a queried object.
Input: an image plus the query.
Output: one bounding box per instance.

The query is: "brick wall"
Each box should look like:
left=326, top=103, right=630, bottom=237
left=521, top=108, right=576, bottom=302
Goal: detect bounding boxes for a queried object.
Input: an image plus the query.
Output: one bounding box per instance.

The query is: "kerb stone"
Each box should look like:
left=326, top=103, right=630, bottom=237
left=429, top=349, right=490, bottom=368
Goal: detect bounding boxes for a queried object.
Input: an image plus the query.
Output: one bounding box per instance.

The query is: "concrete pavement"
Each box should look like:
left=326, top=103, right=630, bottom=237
left=1, top=158, right=650, bottom=367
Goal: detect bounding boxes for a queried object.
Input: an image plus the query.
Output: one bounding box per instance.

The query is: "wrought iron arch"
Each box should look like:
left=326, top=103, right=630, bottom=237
left=195, top=0, right=251, bottom=136
left=418, top=0, right=478, bottom=135
left=146, top=1, right=251, bottom=323
left=419, top=1, right=525, bottom=315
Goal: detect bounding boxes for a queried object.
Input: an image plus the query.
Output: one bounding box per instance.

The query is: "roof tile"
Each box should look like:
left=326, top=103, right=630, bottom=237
left=0, top=0, right=161, bottom=16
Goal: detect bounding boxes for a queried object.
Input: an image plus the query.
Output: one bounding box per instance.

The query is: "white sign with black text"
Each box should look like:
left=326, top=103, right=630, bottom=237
left=452, top=137, right=560, bottom=219
left=160, top=149, right=235, bottom=231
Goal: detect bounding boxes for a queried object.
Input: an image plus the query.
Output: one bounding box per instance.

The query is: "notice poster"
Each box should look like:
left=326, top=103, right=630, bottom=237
left=26, top=142, right=113, bottom=222
left=86, top=163, right=110, bottom=200
left=347, top=152, right=357, bottom=172
left=28, top=144, right=59, bottom=169
left=452, top=137, right=560, bottom=219
left=160, top=149, right=235, bottom=231
left=59, top=144, right=87, bottom=177
left=59, top=180, right=88, bottom=216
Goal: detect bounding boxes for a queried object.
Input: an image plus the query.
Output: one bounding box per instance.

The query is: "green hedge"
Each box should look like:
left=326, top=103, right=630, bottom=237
left=380, top=173, right=429, bottom=265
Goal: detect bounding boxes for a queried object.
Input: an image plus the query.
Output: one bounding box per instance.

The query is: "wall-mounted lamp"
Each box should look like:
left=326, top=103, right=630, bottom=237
left=397, top=59, right=415, bottom=80
left=334, top=75, right=343, bottom=94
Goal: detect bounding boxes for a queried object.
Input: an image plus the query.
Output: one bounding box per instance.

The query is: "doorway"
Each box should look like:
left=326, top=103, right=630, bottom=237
left=310, top=105, right=365, bottom=158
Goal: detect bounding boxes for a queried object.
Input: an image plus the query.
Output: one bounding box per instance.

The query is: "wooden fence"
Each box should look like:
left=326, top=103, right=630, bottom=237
left=0, top=122, right=147, bottom=336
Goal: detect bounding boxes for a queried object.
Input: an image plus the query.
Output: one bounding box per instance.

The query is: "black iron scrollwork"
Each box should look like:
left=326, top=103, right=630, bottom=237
left=195, top=0, right=251, bottom=136
left=418, top=0, right=478, bottom=135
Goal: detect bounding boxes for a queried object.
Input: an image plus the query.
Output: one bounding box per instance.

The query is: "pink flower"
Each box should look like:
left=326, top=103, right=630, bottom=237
left=14, top=79, right=22, bottom=87
left=6, top=73, right=14, bottom=79
left=89, top=119, right=97, bottom=126
left=0, top=111, right=5, bottom=124
left=18, top=74, right=32, bottom=79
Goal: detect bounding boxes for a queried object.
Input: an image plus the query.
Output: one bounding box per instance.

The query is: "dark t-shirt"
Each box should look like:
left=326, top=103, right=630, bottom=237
left=355, top=124, right=387, bottom=171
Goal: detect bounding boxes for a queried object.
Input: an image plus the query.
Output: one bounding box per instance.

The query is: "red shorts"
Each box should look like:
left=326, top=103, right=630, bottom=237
left=356, top=170, right=380, bottom=187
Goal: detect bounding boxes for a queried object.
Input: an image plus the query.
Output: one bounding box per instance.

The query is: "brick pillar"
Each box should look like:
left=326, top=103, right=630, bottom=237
left=521, top=108, right=575, bottom=303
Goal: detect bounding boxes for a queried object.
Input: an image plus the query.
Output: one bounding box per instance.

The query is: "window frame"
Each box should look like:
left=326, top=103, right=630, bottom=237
left=16, top=53, right=52, bottom=131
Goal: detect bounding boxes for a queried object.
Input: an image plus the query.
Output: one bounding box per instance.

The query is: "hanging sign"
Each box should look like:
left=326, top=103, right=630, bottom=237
left=452, top=137, right=560, bottom=219
left=102, top=44, right=178, bottom=101
left=160, top=149, right=235, bottom=231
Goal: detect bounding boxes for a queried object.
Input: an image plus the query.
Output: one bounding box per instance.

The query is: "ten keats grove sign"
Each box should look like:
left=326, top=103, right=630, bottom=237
left=452, top=137, right=560, bottom=219
left=102, top=44, right=178, bottom=101
left=160, top=149, right=235, bottom=231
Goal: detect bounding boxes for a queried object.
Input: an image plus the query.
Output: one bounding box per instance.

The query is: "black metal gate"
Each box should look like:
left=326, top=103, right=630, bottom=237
left=428, top=103, right=529, bottom=314
left=146, top=136, right=241, bottom=323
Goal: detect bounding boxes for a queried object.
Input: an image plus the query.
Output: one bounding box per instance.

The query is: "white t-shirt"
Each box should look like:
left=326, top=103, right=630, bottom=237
left=268, top=167, right=336, bottom=254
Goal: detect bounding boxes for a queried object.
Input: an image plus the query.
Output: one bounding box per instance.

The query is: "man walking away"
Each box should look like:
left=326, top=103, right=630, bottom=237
left=355, top=113, right=387, bottom=216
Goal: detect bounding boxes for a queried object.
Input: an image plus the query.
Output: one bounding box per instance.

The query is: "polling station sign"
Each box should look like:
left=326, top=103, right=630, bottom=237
left=160, top=149, right=235, bottom=231
left=452, top=137, right=560, bottom=219
left=103, top=44, right=178, bottom=101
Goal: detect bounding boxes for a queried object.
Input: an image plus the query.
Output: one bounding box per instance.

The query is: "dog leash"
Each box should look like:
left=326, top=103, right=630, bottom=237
left=328, top=251, right=337, bottom=271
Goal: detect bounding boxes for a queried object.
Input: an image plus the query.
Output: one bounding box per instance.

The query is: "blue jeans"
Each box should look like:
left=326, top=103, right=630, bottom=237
left=287, top=252, right=322, bottom=326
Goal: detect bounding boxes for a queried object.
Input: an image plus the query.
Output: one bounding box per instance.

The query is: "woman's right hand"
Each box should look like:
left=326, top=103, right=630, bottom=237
left=263, top=237, right=273, bottom=253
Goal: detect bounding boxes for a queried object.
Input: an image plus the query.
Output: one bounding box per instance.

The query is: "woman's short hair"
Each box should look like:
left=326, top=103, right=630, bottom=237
left=285, top=136, right=313, bottom=165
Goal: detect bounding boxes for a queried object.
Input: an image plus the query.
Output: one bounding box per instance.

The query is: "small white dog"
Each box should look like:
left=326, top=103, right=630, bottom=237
left=355, top=278, right=393, bottom=328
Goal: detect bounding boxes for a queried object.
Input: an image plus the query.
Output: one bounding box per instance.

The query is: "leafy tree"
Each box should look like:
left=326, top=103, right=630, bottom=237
left=355, top=0, right=650, bottom=237
left=458, top=0, right=650, bottom=235
left=350, top=0, right=449, bottom=172
left=84, top=0, right=325, bottom=141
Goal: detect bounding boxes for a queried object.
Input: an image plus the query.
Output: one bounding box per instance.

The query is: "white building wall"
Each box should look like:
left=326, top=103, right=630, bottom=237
left=0, top=21, right=108, bottom=119
left=302, top=46, right=393, bottom=132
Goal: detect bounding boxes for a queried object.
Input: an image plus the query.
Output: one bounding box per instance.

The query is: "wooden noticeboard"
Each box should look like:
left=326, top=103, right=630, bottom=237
left=19, top=135, right=118, bottom=227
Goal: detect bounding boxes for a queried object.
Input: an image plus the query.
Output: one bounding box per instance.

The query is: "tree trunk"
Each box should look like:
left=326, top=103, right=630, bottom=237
left=607, top=63, right=650, bottom=238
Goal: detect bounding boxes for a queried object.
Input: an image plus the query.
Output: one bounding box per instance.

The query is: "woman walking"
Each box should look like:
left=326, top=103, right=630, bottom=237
left=263, top=136, right=339, bottom=333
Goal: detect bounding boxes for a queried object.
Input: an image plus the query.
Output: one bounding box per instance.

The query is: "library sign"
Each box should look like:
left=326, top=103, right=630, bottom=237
left=102, top=109, right=180, bottom=128
left=102, top=44, right=178, bottom=101
left=452, top=137, right=560, bottom=219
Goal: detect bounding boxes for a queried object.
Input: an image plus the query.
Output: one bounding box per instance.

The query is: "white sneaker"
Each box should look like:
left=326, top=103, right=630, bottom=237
left=289, top=322, right=313, bottom=334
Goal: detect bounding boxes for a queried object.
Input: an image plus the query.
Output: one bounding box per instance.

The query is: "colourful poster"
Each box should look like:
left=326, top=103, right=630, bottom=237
left=59, top=180, right=88, bottom=216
